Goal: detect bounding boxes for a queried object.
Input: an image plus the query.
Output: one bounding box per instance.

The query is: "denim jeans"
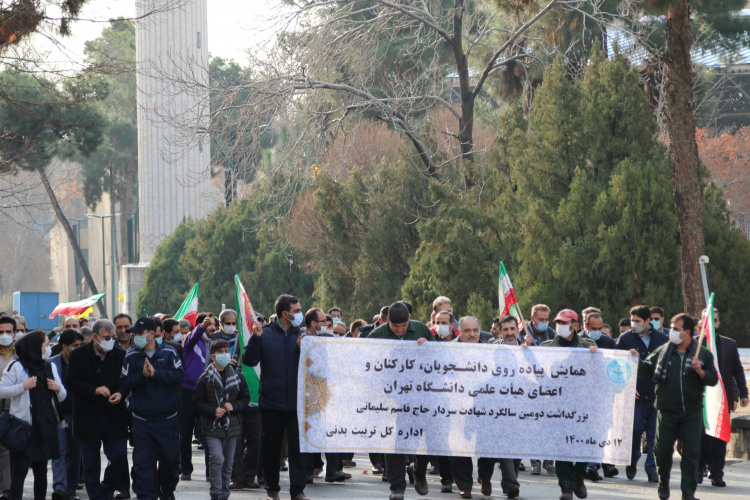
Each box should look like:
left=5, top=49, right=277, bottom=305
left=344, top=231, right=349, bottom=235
left=51, top=415, right=80, bottom=494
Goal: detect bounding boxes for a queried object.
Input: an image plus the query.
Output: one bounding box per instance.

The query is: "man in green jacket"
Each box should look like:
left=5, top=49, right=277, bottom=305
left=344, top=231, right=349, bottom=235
left=542, top=309, right=598, bottom=500
left=631, top=313, right=717, bottom=500
left=368, top=301, right=433, bottom=500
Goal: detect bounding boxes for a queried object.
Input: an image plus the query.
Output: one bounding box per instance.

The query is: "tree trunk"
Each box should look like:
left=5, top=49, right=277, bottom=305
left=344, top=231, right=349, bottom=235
left=664, top=0, right=706, bottom=315
left=39, top=168, right=108, bottom=318
left=452, top=0, right=475, bottom=187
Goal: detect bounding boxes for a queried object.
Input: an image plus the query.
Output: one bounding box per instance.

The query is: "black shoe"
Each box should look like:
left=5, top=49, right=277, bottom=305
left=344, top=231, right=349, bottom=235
left=257, top=477, right=265, bottom=486
left=441, top=483, right=453, bottom=493
left=414, top=464, right=429, bottom=496
left=342, top=460, right=357, bottom=468
left=382, top=474, right=389, bottom=482
left=559, top=481, right=574, bottom=500
left=306, top=474, right=313, bottom=484
left=52, top=491, right=67, bottom=500
left=697, top=474, right=703, bottom=484
left=407, top=463, right=415, bottom=485
left=180, top=474, right=191, bottom=481
left=247, top=481, right=260, bottom=488
left=340, top=471, right=352, bottom=479
left=325, top=471, right=348, bottom=482
left=479, top=477, right=491, bottom=496
left=602, top=464, right=619, bottom=478
left=228, top=482, right=245, bottom=490
left=280, top=463, right=288, bottom=471
left=428, top=465, right=440, bottom=475
left=658, top=483, right=670, bottom=500
left=681, top=495, right=699, bottom=500
left=518, top=462, right=525, bottom=472
left=625, top=466, right=636, bottom=480
left=115, top=492, right=131, bottom=500
left=648, top=473, right=659, bottom=483
left=371, top=466, right=384, bottom=474
left=0, top=491, right=8, bottom=500
left=711, top=477, right=726, bottom=487
left=506, top=485, right=520, bottom=499
left=586, top=468, right=602, bottom=482
left=389, top=493, right=404, bottom=500
left=574, top=476, right=587, bottom=499
left=69, top=496, right=80, bottom=500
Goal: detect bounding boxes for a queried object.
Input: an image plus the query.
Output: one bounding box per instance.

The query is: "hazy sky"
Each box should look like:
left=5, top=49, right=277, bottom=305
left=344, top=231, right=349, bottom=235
left=33, top=0, right=281, bottom=69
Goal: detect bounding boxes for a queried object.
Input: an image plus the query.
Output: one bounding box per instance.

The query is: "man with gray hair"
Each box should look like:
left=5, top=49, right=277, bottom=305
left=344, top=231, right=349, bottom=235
left=211, top=309, right=240, bottom=366
left=66, top=318, right=131, bottom=500
left=176, top=319, right=191, bottom=344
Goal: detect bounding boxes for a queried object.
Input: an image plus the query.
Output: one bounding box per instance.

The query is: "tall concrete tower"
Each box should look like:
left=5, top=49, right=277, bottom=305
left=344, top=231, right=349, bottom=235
left=120, top=0, right=216, bottom=318
left=134, top=0, right=214, bottom=262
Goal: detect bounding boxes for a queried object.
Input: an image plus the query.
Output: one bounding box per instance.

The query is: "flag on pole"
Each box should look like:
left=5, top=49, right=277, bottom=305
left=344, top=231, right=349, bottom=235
left=234, top=274, right=261, bottom=404
left=174, top=284, right=200, bottom=327
left=498, top=262, right=521, bottom=321
left=702, top=293, right=731, bottom=442
left=49, top=293, right=106, bottom=319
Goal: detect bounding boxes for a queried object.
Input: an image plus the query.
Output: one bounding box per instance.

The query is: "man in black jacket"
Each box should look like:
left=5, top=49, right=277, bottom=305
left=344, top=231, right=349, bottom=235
left=615, top=305, right=668, bottom=482
left=698, top=308, right=749, bottom=487
left=66, top=319, right=130, bottom=500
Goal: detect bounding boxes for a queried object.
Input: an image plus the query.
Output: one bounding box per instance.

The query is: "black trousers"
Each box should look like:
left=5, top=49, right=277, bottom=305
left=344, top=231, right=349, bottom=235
left=9, top=452, right=46, bottom=500
left=384, top=454, right=427, bottom=493
left=449, top=457, right=495, bottom=491
left=498, top=459, right=520, bottom=491
left=369, top=453, right=384, bottom=469
left=231, top=411, right=263, bottom=484
left=439, top=455, right=453, bottom=485
left=261, top=409, right=306, bottom=497
left=699, top=429, right=727, bottom=481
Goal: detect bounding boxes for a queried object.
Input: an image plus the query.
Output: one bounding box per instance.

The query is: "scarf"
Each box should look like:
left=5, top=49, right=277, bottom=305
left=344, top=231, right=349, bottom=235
left=205, top=363, right=241, bottom=432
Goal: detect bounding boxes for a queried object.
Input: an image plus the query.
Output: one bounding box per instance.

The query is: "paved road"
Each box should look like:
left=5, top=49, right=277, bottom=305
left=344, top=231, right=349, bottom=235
left=25, top=450, right=750, bottom=500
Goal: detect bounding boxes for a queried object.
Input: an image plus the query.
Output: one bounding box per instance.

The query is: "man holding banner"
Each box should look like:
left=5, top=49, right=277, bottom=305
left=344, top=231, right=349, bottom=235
left=633, top=313, right=717, bottom=500
left=368, top=301, right=433, bottom=500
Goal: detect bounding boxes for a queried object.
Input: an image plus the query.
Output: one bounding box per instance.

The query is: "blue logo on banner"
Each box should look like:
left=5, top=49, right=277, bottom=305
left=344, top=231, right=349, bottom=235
left=607, top=359, right=631, bottom=384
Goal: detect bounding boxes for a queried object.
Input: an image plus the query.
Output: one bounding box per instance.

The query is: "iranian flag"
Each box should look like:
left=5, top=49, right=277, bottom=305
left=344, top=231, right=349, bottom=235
left=498, top=262, right=521, bottom=321
left=49, top=293, right=106, bottom=319
left=234, top=274, right=261, bottom=404
left=702, top=293, right=731, bottom=442
left=174, top=283, right=199, bottom=327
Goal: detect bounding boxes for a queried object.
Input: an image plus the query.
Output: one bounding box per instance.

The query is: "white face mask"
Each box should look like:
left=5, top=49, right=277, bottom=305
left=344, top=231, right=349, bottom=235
left=436, top=324, right=452, bottom=338
left=669, top=329, right=684, bottom=345
left=318, top=326, right=330, bottom=335
left=14, top=333, right=24, bottom=342
left=556, top=324, right=570, bottom=337
left=631, top=322, right=646, bottom=334
left=0, top=333, right=13, bottom=347
left=99, top=337, right=116, bottom=352
left=223, top=325, right=237, bottom=336
left=42, top=346, right=52, bottom=360
left=173, top=333, right=184, bottom=343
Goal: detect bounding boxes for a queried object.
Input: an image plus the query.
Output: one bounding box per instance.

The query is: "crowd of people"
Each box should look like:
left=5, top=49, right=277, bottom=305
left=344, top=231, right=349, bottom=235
left=0, top=293, right=746, bottom=500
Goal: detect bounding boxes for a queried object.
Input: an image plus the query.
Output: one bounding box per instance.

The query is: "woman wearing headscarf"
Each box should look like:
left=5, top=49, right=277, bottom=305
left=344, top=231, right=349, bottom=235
left=0, top=330, right=66, bottom=500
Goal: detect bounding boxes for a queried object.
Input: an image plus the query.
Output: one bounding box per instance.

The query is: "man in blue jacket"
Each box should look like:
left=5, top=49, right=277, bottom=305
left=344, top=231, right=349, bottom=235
left=243, top=294, right=307, bottom=500
left=120, top=317, right=185, bottom=500
left=616, top=305, right=668, bottom=483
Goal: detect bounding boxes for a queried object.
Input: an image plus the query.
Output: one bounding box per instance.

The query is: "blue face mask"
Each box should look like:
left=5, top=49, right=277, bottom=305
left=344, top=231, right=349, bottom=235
left=214, top=353, right=231, bottom=368
left=588, top=330, right=602, bottom=341
left=535, top=321, right=549, bottom=331
left=290, top=312, right=304, bottom=328
left=155, top=337, right=163, bottom=345
left=650, top=319, right=661, bottom=330
left=332, top=317, right=342, bottom=323
left=134, top=333, right=151, bottom=349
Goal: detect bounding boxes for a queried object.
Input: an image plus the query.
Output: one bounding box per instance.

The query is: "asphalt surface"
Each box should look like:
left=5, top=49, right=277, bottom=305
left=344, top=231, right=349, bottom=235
left=23, top=450, right=750, bottom=499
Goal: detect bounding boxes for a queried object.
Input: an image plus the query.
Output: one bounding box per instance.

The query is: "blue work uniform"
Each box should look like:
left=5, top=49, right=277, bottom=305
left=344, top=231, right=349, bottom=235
left=120, top=343, right=184, bottom=500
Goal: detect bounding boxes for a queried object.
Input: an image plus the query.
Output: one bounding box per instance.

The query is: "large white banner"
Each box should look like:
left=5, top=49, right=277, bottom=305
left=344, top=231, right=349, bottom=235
left=298, top=337, right=637, bottom=463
